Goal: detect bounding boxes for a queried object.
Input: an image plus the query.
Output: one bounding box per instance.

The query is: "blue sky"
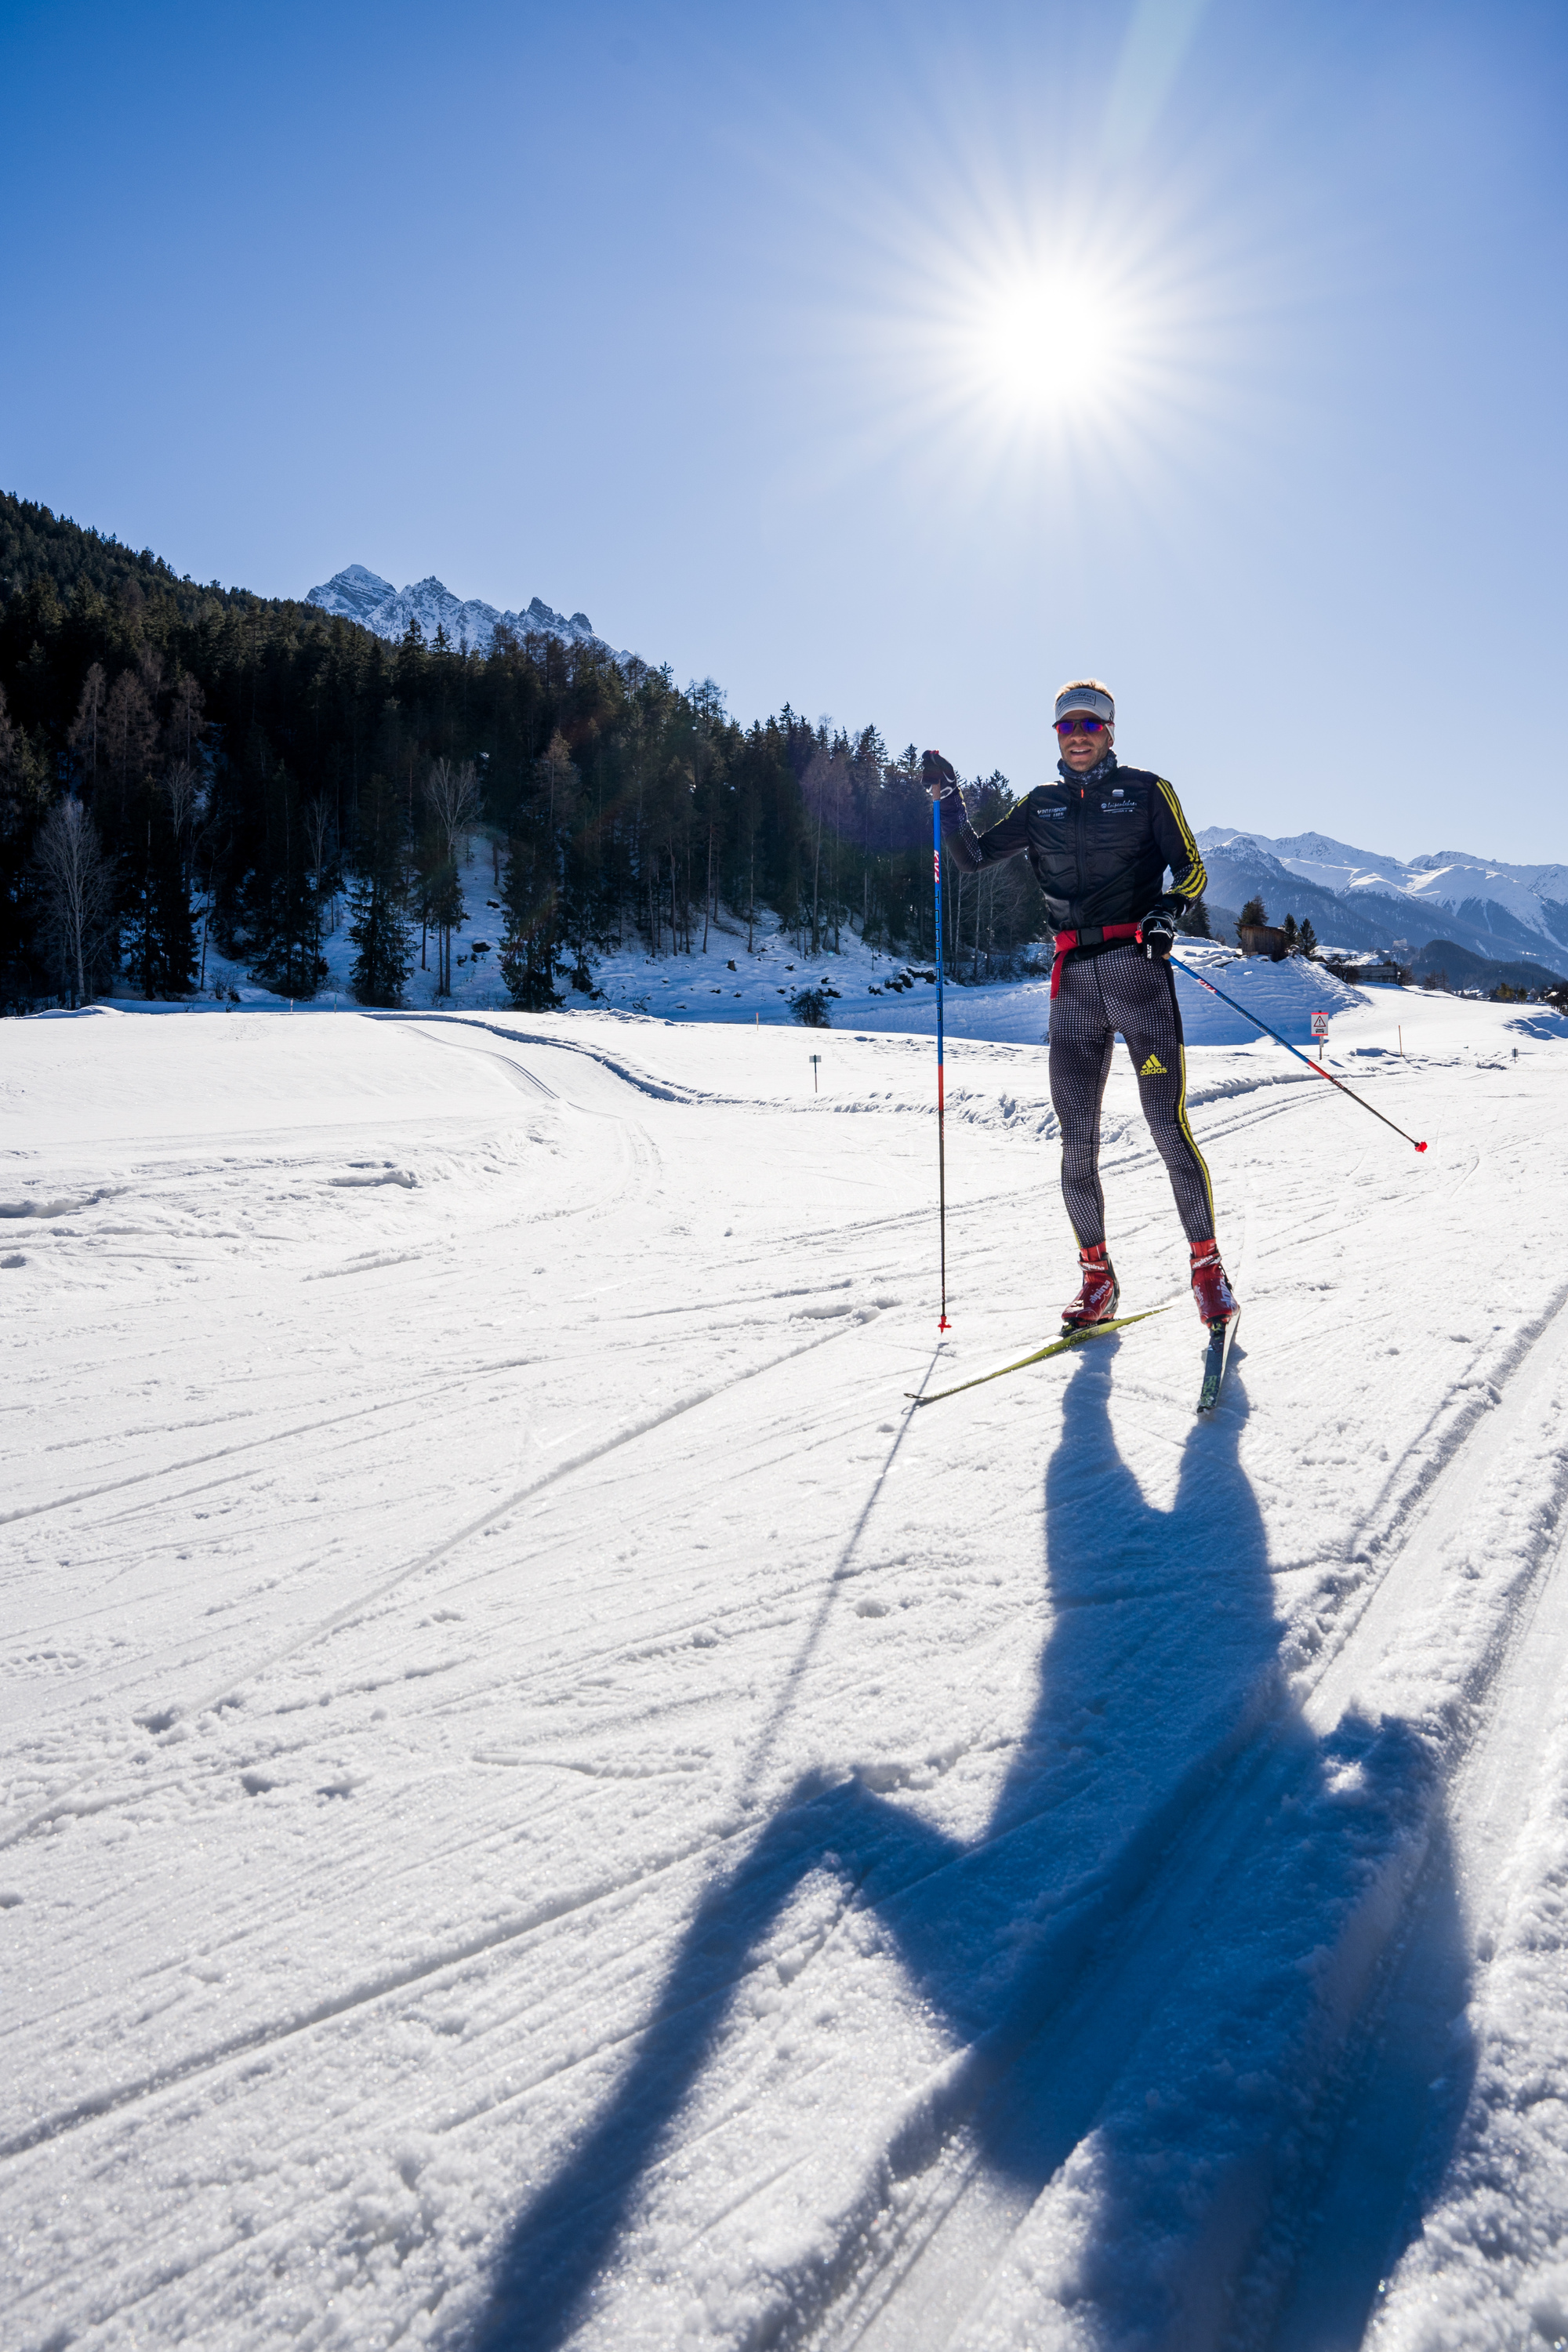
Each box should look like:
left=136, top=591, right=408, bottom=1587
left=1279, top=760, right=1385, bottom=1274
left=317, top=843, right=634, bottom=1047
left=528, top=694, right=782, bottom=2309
left=2, top=0, right=1565, bottom=858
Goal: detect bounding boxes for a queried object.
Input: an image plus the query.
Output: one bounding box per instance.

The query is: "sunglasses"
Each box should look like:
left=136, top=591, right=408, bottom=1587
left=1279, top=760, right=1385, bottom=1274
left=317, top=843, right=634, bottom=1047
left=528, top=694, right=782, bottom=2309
left=1054, top=714, right=1107, bottom=735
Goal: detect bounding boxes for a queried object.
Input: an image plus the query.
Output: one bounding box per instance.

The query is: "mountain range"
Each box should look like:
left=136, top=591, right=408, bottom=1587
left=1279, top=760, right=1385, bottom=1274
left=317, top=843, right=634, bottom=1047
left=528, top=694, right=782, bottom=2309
left=1197, top=826, right=1568, bottom=969
left=306, top=564, right=629, bottom=661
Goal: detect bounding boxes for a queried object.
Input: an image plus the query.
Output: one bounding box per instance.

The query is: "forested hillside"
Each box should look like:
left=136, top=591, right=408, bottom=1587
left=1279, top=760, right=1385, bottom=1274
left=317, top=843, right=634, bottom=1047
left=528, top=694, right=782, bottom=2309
left=0, top=492, right=1035, bottom=1007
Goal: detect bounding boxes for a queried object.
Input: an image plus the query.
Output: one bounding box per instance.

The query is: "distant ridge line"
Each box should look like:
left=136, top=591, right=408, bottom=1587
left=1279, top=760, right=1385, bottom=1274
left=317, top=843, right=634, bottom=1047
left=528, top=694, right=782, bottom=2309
left=306, top=563, right=634, bottom=663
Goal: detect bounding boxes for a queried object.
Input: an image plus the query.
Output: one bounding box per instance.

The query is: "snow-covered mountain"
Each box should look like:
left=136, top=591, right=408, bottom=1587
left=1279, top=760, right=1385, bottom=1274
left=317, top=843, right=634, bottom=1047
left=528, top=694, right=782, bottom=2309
left=1198, top=825, right=1568, bottom=966
left=305, top=564, right=630, bottom=660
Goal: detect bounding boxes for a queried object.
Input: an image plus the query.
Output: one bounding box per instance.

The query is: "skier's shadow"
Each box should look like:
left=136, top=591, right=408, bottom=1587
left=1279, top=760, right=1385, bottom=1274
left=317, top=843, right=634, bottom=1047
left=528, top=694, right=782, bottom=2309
left=466, top=1348, right=1473, bottom=2349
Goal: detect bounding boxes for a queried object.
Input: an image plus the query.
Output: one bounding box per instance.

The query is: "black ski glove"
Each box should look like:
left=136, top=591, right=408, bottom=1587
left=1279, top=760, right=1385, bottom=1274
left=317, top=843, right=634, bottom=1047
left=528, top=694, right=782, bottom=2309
left=1141, top=911, right=1176, bottom=960
left=921, top=750, right=960, bottom=800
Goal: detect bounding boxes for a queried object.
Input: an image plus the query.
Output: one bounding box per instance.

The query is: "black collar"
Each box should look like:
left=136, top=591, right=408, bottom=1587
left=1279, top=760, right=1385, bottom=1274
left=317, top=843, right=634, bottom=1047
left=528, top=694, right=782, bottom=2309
left=1058, top=749, right=1118, bottom=789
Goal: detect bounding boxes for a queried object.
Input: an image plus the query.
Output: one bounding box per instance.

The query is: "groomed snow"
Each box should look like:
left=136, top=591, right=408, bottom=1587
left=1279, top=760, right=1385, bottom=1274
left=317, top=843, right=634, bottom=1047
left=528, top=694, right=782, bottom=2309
left=5, top=982, right=1568, bottom=2350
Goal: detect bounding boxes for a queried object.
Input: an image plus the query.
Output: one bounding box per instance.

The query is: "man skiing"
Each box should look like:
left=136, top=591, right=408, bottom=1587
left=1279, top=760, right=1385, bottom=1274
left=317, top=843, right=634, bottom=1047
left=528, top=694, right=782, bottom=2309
left=923, top=680, right=1238, bottom=1335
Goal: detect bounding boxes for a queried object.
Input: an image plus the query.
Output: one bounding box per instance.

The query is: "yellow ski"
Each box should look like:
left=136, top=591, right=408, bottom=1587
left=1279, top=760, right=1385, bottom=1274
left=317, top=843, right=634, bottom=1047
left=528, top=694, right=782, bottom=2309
left=907, top=1308, right=1169, bottom=1409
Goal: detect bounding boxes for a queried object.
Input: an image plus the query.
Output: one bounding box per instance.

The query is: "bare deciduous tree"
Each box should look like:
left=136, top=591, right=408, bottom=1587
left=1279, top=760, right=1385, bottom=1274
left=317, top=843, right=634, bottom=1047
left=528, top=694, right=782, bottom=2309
left=419, top=760, right=480, bottom=996
left=34, top=798, right=114, bottom=1005
left=165, top=673, right=205, bottom=766
left=136, top=646, right=166, bottom=711
left=105, top=672, right=157, bottom=818
left=423, top=757, right=480, bottom=868
left=163, top=757, right=201, bottom=843
left=67, top=663, right=108, bottom=794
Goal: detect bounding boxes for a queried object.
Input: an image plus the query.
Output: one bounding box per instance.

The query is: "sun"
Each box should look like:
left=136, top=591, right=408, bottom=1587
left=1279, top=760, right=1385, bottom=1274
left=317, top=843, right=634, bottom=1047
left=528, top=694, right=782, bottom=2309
left=969, top=272, right=1121, bottom=414
left=946, top=259, right=1145, bottom=433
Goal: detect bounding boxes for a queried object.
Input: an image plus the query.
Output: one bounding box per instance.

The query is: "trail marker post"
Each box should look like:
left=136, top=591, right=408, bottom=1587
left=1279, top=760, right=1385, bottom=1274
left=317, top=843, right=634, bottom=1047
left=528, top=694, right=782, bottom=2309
left=809, top=1053, right=821, bottom=1094
left=1311, top=1010, right=1330, bottom=1063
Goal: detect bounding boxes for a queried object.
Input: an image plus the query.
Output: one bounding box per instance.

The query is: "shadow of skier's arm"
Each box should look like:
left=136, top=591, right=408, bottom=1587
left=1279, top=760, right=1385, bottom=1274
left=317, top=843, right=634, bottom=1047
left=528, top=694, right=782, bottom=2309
left=466, top=1773, right=963, bottom=2352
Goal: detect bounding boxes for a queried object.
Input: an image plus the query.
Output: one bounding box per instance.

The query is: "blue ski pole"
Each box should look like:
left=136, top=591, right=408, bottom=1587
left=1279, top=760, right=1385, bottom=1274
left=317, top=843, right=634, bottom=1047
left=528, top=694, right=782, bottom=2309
left=932, top=797, right=950, bottom=1329
left=1175, top=962, right=1427, bottom=1152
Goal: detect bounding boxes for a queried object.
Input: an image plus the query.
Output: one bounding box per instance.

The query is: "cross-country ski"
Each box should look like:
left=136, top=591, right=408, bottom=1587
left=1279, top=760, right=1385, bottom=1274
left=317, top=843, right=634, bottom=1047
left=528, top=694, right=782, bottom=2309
left=909, top=1307, right=1168, bottom=1407
left=1196, top=1307, right=1242, bottom=1414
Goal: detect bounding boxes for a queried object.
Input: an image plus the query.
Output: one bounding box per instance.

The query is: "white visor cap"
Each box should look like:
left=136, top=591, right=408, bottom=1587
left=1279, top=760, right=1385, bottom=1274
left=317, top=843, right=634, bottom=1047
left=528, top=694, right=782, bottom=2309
left=1054, top=682, right=1115, bottom=728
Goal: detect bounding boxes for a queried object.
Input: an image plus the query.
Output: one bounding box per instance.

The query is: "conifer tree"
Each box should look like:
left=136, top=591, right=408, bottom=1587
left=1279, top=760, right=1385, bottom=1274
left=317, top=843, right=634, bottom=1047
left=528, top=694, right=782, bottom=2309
left=348, top=778, right=412, bottom=1006
left=122, top=786, right=197, bottom=997
left=499, top=833, right=561, bottom=1008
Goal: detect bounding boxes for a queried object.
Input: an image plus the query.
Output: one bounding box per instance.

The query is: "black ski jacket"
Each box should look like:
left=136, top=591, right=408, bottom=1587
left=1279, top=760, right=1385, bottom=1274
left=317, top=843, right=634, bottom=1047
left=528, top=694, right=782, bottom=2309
left=937, top=754, right=1206, bottom=935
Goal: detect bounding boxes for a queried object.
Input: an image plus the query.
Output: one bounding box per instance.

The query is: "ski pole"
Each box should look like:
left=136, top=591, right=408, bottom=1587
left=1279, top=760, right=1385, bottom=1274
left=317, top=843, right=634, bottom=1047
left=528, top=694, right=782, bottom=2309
left=933, top=798, right=950, bottom=1329
left=1174, top=963, right=1427, bottom=1152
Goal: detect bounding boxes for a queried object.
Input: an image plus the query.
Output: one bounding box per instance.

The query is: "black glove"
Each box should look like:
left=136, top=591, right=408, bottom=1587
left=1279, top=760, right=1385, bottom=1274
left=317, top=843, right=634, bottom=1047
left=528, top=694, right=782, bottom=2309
left=1141, top=911, right=1176, bottom=960
left=921, top=750, right=959, bottom=800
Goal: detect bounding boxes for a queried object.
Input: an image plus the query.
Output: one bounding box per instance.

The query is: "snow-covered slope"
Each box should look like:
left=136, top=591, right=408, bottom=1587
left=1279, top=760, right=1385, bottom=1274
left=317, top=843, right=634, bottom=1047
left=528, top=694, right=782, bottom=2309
left=5, top=989, right=1568, bottom=2350
left=1200, top=824, right=1568, bottom=965
left=305, top=564, right=630, bottom=660
left=183, top=848, right=1364, bottom=1049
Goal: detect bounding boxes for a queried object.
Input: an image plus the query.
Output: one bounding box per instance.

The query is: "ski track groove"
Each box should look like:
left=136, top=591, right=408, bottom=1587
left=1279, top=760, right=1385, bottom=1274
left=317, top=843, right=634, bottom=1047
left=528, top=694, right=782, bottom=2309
left=1262, top=1475, right=1568, bottom=2347
left=747, top=1281, right=1568, bottom=2351
left=0, top=1310, right=883, bottom=1854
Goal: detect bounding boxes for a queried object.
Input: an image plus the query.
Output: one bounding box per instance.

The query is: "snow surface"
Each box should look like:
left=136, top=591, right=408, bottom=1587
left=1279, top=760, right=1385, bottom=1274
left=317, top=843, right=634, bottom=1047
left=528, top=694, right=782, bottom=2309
left=5, top=982, right=1568, bottom=2350
left=304, top=568, right=628, bottom=662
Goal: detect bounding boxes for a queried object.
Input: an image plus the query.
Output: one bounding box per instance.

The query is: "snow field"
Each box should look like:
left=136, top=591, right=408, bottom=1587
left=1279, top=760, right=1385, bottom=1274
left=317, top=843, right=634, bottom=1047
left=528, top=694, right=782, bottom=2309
left=2, top=985, right=1568, bottom=2350
left=183, top=839, right=1372, bottom=1052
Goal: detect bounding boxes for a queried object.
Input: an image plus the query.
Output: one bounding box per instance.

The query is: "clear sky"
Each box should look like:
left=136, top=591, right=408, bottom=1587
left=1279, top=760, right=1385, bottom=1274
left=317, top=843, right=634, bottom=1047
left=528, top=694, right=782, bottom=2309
left=2, top=0, right=1565, bottom=858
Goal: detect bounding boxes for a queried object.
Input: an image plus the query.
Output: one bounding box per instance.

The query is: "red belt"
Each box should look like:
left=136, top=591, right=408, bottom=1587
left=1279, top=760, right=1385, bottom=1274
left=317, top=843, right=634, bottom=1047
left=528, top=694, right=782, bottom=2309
left=1050, top=923, right=1143, bottom=997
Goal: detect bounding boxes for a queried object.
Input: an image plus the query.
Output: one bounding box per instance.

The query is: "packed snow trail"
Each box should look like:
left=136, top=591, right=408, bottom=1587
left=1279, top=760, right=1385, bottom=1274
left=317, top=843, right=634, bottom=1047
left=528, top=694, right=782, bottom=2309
left=2, top=991, right=1567, bottom=2351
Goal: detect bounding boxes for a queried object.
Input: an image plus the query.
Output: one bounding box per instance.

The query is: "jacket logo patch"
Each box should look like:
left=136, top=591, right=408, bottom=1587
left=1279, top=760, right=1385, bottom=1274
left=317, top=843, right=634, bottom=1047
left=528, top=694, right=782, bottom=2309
left=1139, top=1053, right=1167, bottom=1077
left=1036, top=805, right=1067, bottom=819
left=1100, top=800, right=1136, bottom=813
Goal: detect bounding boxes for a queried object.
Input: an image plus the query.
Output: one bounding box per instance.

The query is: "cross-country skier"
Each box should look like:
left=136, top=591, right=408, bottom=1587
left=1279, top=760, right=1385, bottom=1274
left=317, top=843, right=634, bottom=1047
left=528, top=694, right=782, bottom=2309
left=923, top=680, right=1238, bottom=1334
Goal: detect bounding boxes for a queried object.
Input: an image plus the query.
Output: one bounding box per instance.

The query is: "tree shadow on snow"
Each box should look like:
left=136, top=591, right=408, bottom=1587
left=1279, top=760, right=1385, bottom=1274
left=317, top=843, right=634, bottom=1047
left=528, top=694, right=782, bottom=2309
left=463, top=1348, right=1475, bottom=2351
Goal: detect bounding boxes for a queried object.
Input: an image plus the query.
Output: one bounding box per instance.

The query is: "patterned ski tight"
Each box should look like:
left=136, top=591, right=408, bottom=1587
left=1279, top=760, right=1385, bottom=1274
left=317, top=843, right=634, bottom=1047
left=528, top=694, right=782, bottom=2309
left=1048, top=945, right=1214, bottom=1249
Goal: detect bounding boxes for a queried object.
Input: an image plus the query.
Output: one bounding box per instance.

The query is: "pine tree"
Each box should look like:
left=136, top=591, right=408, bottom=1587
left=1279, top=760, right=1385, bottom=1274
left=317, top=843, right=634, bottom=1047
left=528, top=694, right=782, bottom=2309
left=122, top=786, right=197, bottom=997
left=348, top=779, right=412, bottom=1007
left=1240, top=894, right=1267, bottom=928
left=1282, top=913, right=1299, bottom=953
left=1175, top=895, right=1211, bottom=938
left=1298, top=916, right=1318, bottom=959
left=499, top=833, right=561, bottom=1009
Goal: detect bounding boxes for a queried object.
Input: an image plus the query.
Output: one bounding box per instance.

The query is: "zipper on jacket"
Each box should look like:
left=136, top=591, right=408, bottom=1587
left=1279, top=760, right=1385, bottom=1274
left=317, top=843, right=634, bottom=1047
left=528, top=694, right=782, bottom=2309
left=1072, top=782, right=1087, bottom=918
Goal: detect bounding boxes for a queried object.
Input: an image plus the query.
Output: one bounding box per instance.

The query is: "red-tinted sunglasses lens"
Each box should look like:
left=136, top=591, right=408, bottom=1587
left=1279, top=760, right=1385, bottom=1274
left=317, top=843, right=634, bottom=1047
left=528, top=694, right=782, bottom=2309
left=1055, top=714, right=1105, bottom=735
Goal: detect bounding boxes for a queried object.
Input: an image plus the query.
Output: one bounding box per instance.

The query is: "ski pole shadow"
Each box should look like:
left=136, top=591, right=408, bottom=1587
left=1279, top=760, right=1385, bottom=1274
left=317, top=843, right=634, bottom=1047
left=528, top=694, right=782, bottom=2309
left=463, top=1347, right=1475, bottom=2351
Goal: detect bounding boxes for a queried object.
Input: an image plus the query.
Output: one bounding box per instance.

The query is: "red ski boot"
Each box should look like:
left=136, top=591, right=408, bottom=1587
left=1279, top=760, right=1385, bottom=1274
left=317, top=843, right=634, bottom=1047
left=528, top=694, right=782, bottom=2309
left=1190, top=1238, right=1238, bottom=1326
left=1062, top=1243, right=1120, bottom=1332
